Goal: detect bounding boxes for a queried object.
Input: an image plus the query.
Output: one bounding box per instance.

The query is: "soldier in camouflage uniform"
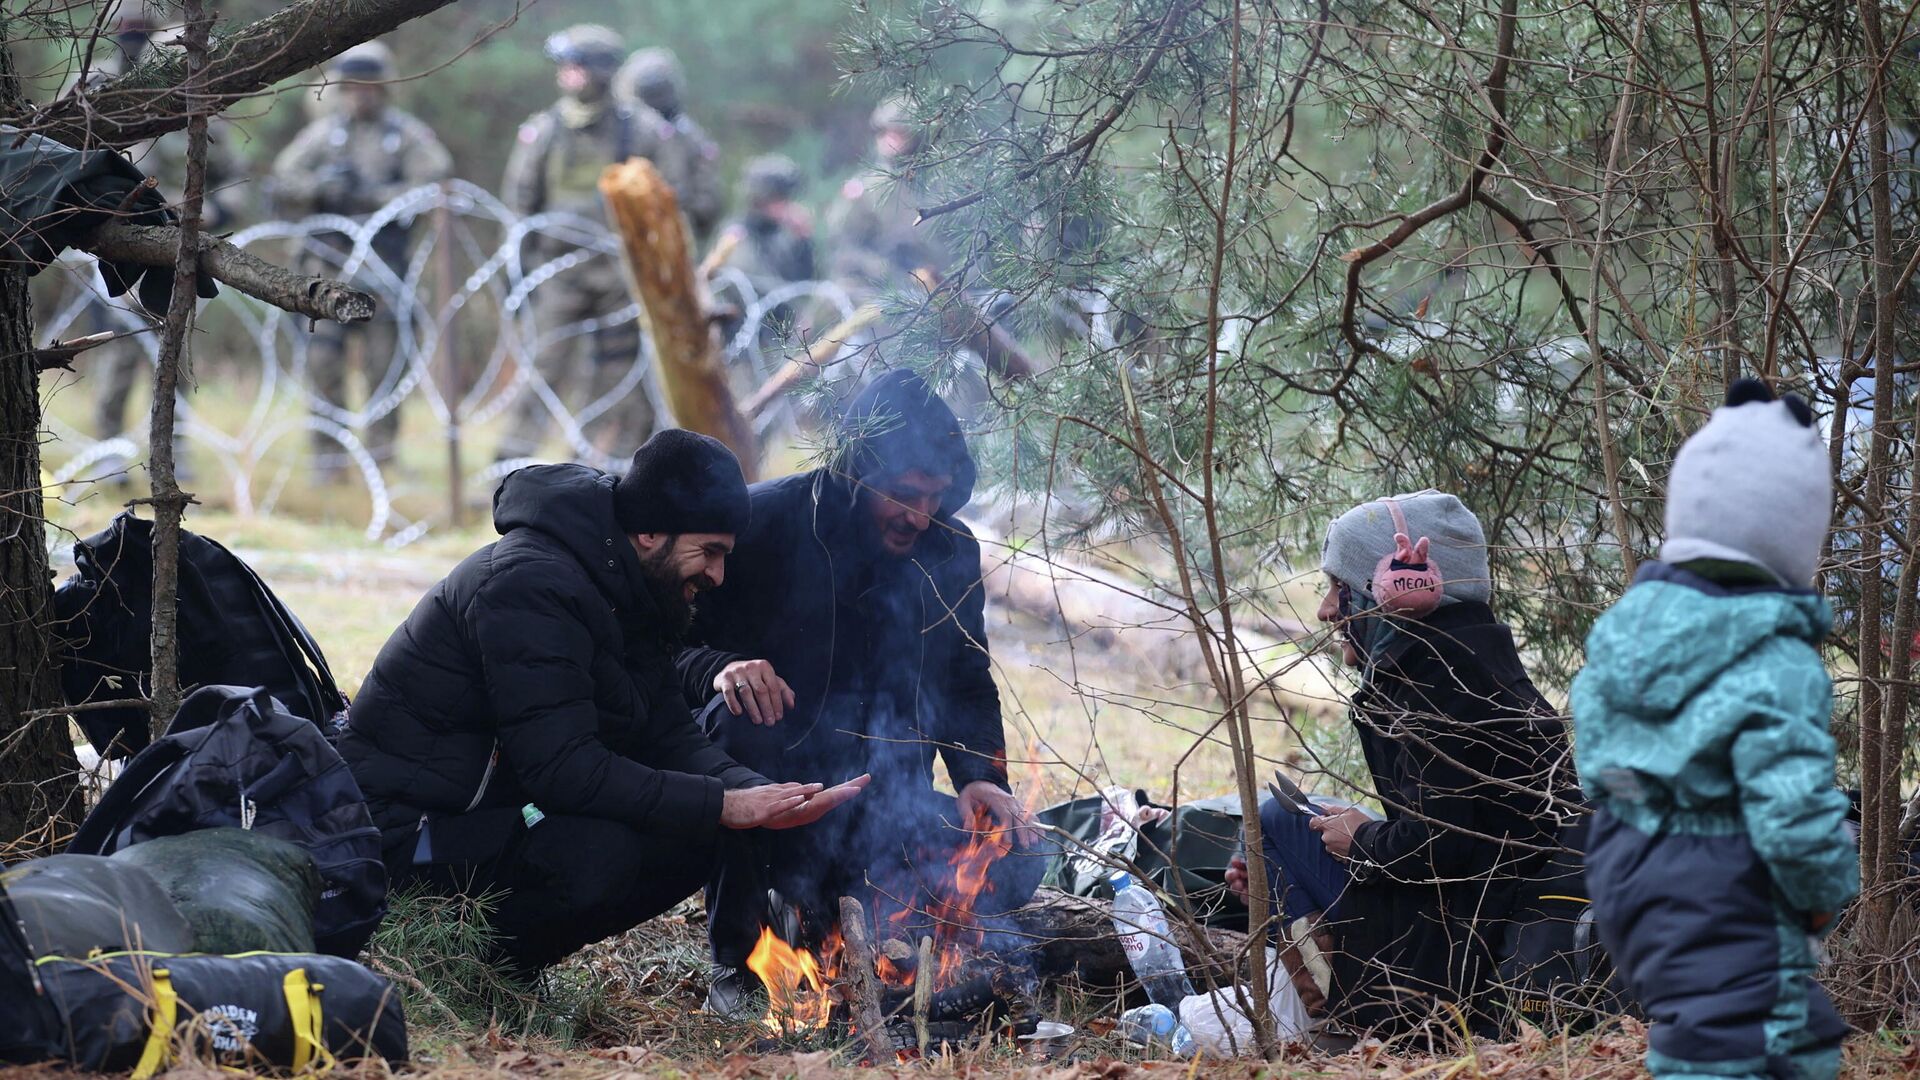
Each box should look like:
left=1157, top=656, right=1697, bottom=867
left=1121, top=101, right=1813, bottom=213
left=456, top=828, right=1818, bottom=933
left=80, top=8, right=250, bottom=469
left=614, top=47, right=724, bottom=244
left=825, top=97, right=952, bottom=302
left=717, top=154, right=814, bottom=351
left=498, top=25, right=672, bottom=462
left=722, top=155, right=814, bottom=298
left=272, top=43, right=450, bottom=478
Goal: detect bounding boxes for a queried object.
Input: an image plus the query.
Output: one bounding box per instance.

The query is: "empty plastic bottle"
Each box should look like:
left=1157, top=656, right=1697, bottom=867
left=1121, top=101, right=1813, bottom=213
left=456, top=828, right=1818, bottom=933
left=1119, top=1003, right=1196, bottom=1057
left=1109, top=871, right=1197, bottom=1007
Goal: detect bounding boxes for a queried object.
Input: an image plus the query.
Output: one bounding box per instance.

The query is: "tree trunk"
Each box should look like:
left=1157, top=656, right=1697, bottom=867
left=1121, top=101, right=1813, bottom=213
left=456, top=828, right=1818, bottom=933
left=0, top=25, right=81, bottom=854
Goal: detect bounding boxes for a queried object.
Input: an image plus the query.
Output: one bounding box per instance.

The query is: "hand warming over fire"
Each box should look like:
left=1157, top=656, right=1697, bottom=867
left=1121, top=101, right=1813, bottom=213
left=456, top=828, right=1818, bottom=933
left=714, top=658, right=795, bottom=725
left=957, top=780, right=1038, bottom=847
left=1310, top=806, right=1370, bottom=860
left=720, top=774, right=871, bottom=831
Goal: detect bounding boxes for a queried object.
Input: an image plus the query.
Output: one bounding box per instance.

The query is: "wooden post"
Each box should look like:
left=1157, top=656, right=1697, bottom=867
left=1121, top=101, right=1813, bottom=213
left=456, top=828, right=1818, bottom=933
left=836, top=896, right=893, bottom=1063
left=597, top=159, right=757, bottom=477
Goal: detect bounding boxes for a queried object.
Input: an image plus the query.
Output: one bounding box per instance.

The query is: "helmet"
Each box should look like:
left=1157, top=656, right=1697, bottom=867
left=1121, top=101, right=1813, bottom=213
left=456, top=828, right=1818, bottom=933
left=869, top=95, right=913, bottom=133
left=615, top=47, right=685, bottom=118
left=329, top=41, right=396, bottom=82
left=545, top=24, right=625, bottom=74
left=110, top=0, right=165, bottom=34
left=742, top=154, right=802, bottom=204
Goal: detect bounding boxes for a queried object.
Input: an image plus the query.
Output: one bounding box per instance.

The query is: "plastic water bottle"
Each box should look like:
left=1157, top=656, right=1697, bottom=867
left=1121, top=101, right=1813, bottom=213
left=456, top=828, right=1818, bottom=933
left=1119, top=1003, right=1196, bottom=1057
left=1110, top=872, right=1196, bottom=1007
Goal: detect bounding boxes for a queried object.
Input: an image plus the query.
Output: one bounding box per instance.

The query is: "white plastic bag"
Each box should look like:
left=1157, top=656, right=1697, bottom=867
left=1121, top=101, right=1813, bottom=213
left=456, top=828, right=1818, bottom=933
left=1177, top=948, right=1313, bottom=1057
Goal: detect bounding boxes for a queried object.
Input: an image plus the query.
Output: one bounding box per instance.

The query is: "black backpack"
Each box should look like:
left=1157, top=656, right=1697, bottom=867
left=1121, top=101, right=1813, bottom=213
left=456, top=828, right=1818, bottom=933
left=53, top=512, right=346, bottom=760
left=1496, top=814, right=1628, bottom=1031
left=68, top=686, right=386, bottom=959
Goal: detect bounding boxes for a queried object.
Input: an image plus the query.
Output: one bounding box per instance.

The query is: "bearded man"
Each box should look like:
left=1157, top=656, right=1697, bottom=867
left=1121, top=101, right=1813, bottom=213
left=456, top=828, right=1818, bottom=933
left=340, top=430, right=866, bottom=972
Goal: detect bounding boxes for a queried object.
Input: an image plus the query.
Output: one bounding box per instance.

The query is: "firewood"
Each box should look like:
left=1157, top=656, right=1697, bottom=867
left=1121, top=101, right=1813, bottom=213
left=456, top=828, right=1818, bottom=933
left=597, top=159, right=757, bottom=476
left=837, top=896, right=894, bottom=1063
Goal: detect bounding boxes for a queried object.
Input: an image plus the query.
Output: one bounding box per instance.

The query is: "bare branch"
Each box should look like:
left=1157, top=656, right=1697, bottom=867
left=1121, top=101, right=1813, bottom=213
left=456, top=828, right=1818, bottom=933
left=19, top=0, right=464, bottom=150
left=83, top=223, right=376, bottom=324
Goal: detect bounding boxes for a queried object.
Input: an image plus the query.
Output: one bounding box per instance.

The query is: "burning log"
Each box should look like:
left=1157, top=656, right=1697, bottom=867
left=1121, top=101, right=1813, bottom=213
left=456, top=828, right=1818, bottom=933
left=597, top=158, right=758, bottom=474
left=836, top=896, right=894, bottom=1064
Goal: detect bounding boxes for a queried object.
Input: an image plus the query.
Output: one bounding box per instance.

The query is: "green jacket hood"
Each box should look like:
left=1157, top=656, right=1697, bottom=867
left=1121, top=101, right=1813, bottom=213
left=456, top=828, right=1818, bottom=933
left=1578, top=562, right=1829, bottom=726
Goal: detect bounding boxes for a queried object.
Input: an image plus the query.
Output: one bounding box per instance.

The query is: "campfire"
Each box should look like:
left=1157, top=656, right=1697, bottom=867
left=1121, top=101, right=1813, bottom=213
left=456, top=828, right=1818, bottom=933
left=739, top=806, right=1046, bottom=1056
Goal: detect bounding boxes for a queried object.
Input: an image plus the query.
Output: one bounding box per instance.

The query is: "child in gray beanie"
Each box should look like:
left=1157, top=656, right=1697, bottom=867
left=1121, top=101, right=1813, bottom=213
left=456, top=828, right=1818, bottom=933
left=1573, top=378, right=1854, bottom=1080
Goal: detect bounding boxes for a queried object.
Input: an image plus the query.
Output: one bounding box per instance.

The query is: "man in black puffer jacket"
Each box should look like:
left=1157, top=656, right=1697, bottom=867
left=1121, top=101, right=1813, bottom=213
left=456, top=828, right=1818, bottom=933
left=340, top=431, right=866, bottom=972
left=676, top=371, right=1044, bottom=1014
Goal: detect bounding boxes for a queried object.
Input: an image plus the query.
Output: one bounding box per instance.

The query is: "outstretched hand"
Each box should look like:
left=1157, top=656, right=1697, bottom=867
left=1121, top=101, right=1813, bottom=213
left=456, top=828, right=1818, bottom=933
left=762, top=774, right=870, bottom=830
left=958, top=780, right=1041, bottom=848
left=720, top=783, right=823, bottom=829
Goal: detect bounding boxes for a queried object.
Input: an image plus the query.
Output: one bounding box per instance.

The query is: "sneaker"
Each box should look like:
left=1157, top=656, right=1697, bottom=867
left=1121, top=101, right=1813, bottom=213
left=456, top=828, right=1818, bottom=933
left=702, top=964, right=763, bottom=1021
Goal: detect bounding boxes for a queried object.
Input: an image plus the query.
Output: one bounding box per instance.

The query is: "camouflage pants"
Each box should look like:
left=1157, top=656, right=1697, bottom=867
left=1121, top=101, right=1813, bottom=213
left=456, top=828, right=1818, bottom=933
left=307, top=313, right=402, bottom=468
left=90, top=336, right=146, bottom=440
left=497, top=270, right=655, bottom=461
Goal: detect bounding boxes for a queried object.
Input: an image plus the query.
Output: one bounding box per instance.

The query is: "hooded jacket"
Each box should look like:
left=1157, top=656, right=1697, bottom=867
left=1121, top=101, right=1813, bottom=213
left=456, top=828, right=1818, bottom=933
left=1326, top=599, right=1568, bottom=1031
left=1571, top=562, right=1858, bottom=916
left=675, top=372, right=1007, bottom=797
left=340, top=464, right=764, bottom=850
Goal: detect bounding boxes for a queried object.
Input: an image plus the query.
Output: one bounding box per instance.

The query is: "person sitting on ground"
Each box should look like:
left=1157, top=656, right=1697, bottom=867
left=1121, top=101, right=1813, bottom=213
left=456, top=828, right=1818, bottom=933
left=338, top=430, right=867, bottom=973
left=676, top=369, right=1045, bottom=1016
left=1573, top=380, right=1857, bottom=1080
left=1228, top=491, right=1568, bottom=1036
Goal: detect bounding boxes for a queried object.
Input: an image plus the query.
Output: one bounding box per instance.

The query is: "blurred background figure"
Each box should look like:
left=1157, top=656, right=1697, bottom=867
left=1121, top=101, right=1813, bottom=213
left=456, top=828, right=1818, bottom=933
left=69, top=2, right=251, bottom=480
left=614, top=47, right=724, bottom=244
left=826, top=95, right=950, bottom=302
left=719, top=154, right=814, bottom=340
left=499, top=24, right=669, bottom=463
left=272, top=42, right=451, bottom=482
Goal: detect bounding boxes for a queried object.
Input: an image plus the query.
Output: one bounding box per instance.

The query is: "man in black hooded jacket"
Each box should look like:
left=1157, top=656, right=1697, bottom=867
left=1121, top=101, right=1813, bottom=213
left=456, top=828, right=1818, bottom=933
left=340, top=430, right=866, bottom=972
left=676, top=370, right=1043, bottom=1012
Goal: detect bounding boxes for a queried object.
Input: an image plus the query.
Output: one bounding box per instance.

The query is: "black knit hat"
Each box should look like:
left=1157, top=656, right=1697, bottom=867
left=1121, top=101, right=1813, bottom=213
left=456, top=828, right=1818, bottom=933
left=613, top=429, right=751, bottom=536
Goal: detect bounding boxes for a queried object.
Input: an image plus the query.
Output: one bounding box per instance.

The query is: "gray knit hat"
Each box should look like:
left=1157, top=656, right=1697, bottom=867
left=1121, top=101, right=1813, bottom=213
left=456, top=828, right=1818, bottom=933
left=1661, top=379, right=1831, bottom=587
left=1321, top=490, right=1491, bottom=603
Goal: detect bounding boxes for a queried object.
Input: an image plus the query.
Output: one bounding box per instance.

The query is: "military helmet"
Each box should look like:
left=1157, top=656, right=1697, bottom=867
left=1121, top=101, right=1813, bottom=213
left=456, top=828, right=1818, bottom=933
left=545, top=24, right=625, bottom=73
left=869, top=95, right=913, bottom=133
left=110, top=0, right=166, bottom=33
left=616, top=47, right=686, bottom=117
left=330, top=42, right=396, bottom=82
left=742, top=154, right=802, bottom=204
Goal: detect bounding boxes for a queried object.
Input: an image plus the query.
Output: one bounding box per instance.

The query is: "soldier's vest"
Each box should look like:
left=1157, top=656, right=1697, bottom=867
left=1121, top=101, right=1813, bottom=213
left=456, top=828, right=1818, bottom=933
left=540, top=106, right=638, bottom=221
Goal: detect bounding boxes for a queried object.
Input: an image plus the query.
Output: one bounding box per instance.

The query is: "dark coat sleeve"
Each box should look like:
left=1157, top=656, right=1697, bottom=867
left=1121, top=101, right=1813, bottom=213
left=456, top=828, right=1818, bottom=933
left=468, top=559, right=727, bottom=838
left=934, top=528, right=1009, bottom=791
left=1346, top=642, right=1538, bottom=883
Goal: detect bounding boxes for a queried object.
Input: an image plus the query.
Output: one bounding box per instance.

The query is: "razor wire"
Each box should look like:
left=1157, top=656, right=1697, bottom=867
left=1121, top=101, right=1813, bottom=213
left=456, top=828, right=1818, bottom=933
left=38, top=179, right=866, bottom=547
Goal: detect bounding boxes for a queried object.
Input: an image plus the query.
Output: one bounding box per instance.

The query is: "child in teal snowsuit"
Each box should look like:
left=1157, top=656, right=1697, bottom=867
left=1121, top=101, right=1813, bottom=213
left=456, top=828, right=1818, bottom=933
left=1572, top=379, right=1858, bottom=1080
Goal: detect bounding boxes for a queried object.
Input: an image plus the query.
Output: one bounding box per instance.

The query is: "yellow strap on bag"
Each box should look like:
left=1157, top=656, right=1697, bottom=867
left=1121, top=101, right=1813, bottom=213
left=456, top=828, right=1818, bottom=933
left=132, top=967, right=178, bottom=1080
left=283, top=967, right=337, bottom=1073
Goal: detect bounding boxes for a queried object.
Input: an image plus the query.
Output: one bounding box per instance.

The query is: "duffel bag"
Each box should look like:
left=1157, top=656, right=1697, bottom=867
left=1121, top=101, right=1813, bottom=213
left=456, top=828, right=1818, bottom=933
left=30, top=950, right=407, bottom=1075
left=1038, top=789, right=1246, bottom=929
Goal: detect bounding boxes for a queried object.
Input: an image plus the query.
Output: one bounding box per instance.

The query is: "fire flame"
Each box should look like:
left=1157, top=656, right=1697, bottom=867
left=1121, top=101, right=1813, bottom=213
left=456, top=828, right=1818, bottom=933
left=923, top=804, right=1016, bottom=985
left=745, top=926, right=833, bottom=1034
